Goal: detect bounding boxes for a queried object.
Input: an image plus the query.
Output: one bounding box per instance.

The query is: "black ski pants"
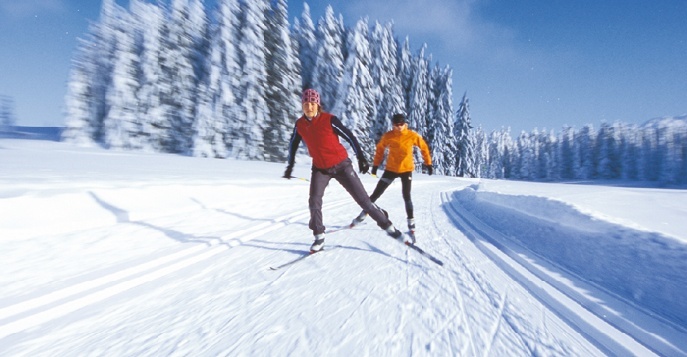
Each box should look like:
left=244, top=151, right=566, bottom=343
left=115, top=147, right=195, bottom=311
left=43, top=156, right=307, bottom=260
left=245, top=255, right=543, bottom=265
left=309, top=158, right=392, bottom=235
left=369, top=170, right=414, bottom=219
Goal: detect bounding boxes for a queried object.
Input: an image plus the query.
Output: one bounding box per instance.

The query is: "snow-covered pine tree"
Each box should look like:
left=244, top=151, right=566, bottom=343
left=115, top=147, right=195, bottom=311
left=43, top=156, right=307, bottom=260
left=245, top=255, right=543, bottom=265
left=157, top=0, right=207, bottom=154
left=102, top=7, right=142, bottom=150
left=130, top=0, right=166, bottom=152
left=332, top=18, right=376, bottom=156
left=575, top=124, right=596, bottom=179
left=264, top=0, right=301, bottom=162
left=312, top=5, right=345, bottom=109
left=234, top=0, right=269, bottom=160
left=472, top=126, right=488, bottom=178
left=62, top=35, right=99, bottom=145
left=621, top=125, right=640, bottom=181
left=63, top=0, right=120, bottom=144
left=559, top=125, right=575, bottom=179
left=292, top=2, right=317, bottom=90
left=369, top=21, right=404, bottom=142
left=430, top=65, right=455, bottom=176
left=408, top=45, right=429, bottom=142
left=192, top=0, right=240, bottom=158
left=398, top=37, right=413, bottom=118
left=454, top=92, right=475, bottom=177
left=538, top=129, right=558, bottom=180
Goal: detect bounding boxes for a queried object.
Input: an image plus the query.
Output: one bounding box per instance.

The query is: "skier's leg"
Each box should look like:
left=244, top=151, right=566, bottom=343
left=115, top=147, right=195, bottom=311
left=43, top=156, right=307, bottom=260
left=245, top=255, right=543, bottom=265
left=334, top=159, right=393, bottom=230
left=308, top=168, right=331, bottom=235
left=352, top=171, right=396, bottom=224
left=400, top=172, right=413, bottom=219
left=369, top=171, right=396, bottom=202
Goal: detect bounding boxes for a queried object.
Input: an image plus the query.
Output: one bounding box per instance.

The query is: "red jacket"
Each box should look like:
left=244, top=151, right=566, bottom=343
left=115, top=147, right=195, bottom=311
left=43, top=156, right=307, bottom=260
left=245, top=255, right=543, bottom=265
left=286, top=112, right=364, bottom=170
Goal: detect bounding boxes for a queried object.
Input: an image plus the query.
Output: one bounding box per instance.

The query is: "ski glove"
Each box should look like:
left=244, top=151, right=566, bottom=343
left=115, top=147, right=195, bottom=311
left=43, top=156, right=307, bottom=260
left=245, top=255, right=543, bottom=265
left=358, top=157, right=370, bottom=174
left=427, top=165, right=434, bottom=175
left=283, top=165, right=293, bottom=179
left=371, top=166, right=378, bottom=176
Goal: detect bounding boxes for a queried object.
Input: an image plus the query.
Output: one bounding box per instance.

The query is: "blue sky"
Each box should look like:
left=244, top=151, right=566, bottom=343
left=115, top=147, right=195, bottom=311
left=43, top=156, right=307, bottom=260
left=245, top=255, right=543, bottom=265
left=1, top=0, right=685, bottom=133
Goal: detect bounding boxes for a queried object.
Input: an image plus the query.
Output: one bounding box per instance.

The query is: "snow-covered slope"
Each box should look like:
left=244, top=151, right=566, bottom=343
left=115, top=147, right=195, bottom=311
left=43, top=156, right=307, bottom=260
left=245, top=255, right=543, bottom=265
left=1, top=139, right=686, bottom=356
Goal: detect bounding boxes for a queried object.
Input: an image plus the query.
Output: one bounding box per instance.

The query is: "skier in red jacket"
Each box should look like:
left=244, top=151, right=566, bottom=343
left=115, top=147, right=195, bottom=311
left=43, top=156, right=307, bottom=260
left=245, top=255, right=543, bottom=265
left=284, top=89, right=406, bottom=252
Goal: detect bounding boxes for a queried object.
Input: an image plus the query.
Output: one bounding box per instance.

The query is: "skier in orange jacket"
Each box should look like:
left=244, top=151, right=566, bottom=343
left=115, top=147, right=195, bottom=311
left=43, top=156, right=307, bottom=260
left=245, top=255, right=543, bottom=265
left=350, top=113, right=432, bottom=241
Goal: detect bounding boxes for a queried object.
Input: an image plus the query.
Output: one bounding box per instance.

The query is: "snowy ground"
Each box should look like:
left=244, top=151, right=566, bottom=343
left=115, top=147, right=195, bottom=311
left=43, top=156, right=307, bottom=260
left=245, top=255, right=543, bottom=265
left=1, top=138, right=686, bottom=356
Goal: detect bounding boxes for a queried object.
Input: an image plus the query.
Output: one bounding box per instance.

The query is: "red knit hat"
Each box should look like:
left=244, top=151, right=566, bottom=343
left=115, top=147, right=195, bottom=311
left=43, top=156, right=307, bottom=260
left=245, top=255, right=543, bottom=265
left=302, top=89, right=321, bottom=105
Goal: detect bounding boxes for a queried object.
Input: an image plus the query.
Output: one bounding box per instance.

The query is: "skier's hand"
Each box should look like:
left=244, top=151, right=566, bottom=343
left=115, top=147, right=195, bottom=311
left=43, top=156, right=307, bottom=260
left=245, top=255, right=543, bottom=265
left=358, top=157, right=370, bottom=174
left=371, top=166, right=378, bottom=177
left=283, top=165, right=293, bottom=179
left=425, top=164, right=434, bottom=176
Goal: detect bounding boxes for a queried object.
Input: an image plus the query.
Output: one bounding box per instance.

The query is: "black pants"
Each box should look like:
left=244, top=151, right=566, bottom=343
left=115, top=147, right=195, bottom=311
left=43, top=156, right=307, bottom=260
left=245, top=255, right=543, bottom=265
left=369, top=170, right=413, bottom=219
left=308, top=158, right=393, bottom=235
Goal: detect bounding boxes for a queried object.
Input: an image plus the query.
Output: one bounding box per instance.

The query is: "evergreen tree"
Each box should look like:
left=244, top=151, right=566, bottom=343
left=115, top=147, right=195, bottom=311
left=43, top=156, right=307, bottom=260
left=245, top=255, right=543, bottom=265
left=192, top=0, right=242, bottom=158
left=264, top=0, right=302, bottom=162
left=368, top=21, right=404, bottom=142
left=408, top=45, right=429, bottom=140
left=332, top=18, right=375, bottom=156
left=234, top=0, right=269, bottom=160
left=576, top=124, right=596, bottom=179
left=155, top=0, right=207, bottom=153
left=472, top=126, right=488, bottom=178
left=102, top=8, right=142, bottom=149
left=398, top=37, right=413, bottom=117
left=312, top=5, right=345, bottom=109
left=430, top=66, right=455, bottom=176
left=130, top=0, right=167, bottom=152
left=63, top=0, right=119, bottom=145
left=454, top=92, right=475, bottom=177
left=62, top=36, right=99, bottom=145
left=292, top=3, right=316, bottom=90
left=559, top=126, right=575, bottom=179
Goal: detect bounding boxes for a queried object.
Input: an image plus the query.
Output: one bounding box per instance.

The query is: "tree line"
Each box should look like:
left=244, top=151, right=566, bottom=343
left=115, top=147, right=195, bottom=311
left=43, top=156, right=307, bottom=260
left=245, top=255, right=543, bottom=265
left=474, top=117, right=687, bottom=185
left=62, top=0, right=685, bottom=185
left=62, top=0, right=473, bottom=177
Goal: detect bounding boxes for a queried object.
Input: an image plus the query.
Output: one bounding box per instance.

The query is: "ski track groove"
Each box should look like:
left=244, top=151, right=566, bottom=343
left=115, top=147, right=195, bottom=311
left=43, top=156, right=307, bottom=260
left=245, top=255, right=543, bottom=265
left=482, top=291, right=508, bottom=357
left=429, top=192, right=476, bottom=356
left=0, top=199, right=351, bottom=340
left=440, top=191, right=667, bottom=356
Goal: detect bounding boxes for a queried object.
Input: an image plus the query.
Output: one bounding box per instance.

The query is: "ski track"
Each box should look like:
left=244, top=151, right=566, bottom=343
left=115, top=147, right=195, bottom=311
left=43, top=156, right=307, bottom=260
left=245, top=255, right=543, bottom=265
left=0, top=198, right=350, bottom=341
left=440, top=190, right=685, bottom=356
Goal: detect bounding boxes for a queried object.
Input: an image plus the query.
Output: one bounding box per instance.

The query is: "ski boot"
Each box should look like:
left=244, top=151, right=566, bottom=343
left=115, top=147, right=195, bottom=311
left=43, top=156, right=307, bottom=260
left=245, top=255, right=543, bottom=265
left=385, top=224, right=409, bottom=243
left=310, top=233, right=325, bottom=253
left=350, top=210, right=368, bottom=227
left=407, top=218, right=416, bottom=244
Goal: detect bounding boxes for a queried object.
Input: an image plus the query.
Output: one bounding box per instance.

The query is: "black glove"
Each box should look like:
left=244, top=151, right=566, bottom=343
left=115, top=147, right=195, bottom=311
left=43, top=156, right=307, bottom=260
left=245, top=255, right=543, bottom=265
left=358, top=157, right=370, bottom=174
left=283, top=165, right=293, bottom=179
left=371, top=166, right=378, bottom=176
left=425, top=164, right=433, bottom=175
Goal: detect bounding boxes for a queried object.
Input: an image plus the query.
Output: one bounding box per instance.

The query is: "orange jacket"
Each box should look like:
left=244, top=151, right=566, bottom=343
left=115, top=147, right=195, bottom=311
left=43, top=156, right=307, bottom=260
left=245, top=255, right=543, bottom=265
left=373, top=126, right=432, bottom=173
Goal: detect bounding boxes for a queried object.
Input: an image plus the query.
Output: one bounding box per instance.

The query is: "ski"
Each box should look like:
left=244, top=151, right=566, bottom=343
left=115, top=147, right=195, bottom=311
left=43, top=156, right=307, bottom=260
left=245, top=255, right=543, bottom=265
left=269, top=249, right=327, bottom=271
left=404, top=242, right=444, bottom=266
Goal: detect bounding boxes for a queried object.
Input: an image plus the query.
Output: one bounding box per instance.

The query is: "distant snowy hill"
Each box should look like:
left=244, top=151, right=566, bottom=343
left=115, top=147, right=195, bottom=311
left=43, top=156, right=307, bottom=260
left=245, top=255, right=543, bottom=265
left=0, top=126, right=63, bottom=141
left=641, top=113, right=687, bottom=128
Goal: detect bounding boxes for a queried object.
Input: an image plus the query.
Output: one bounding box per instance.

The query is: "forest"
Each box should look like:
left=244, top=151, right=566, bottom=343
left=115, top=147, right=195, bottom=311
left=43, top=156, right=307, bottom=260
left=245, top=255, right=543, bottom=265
left=61, top=0, right=686, bottom=185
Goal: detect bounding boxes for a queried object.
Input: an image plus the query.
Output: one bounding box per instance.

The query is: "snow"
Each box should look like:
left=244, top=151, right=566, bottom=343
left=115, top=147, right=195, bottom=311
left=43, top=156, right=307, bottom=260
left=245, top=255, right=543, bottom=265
left=1, top=138, right=686, bottom=356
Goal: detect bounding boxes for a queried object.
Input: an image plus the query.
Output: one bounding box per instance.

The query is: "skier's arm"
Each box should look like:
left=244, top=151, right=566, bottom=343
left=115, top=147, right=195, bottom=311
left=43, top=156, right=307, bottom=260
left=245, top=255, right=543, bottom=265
left=373, top=135, right=388, bottom=167
left=331, top=116, right=370, bottom=173
left=330, top=116, right=365, bottom=160
left=284, top=126, right=302, bottom=178
left=417, top=134, right=432, bottom=166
